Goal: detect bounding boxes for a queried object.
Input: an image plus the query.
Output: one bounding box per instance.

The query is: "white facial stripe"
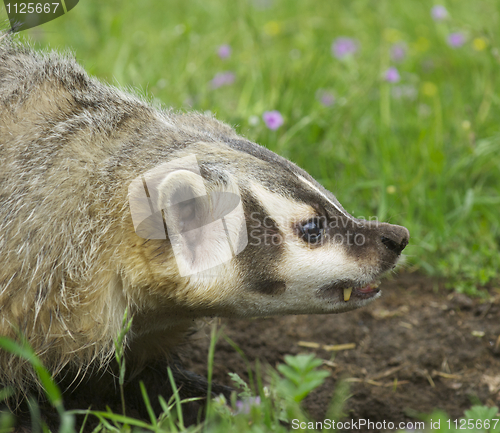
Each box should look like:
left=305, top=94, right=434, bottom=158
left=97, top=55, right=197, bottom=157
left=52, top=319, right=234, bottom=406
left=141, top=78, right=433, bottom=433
left=296, top=174, right=355, bottom=221
left=281, top=240, right=350, bottom=287
left=250, top=182, right=315, bottom=228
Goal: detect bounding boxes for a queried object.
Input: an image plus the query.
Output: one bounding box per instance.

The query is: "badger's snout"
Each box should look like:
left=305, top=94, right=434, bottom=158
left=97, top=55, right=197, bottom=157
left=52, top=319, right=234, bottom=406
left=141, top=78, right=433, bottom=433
left=379, top=224, right=410, bottom=256
left=330, top=219, right=410, bottom=276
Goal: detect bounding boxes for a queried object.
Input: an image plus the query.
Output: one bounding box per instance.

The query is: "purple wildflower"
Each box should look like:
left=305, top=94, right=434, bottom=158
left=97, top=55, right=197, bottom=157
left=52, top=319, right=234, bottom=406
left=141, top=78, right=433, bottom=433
left=235, top=396, right=261, bottom=414
left=331, top=37, right=359, bottom=59
left=217, top=44, right=231, bottom=59
left=431, top=5, right=449, bottom=21
left=211, top=71, right=235, bottom=89
left=447, top=32, right=466, bottom=48
left=390, top=42, right=407, bottom=62
left=262, top=110, right=284, bottom=130
left=384, top=67, right=400, bottom=83
left=317, top=90, right=335, bottom=107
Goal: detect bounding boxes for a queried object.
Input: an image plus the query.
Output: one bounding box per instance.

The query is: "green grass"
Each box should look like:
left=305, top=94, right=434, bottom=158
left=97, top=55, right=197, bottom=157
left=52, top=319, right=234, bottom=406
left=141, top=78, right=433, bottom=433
left=0, top=325, right=344, bottom=432
left=2, top=329, right=500, bottom=433
left=2, top=0, right=499, bottom=292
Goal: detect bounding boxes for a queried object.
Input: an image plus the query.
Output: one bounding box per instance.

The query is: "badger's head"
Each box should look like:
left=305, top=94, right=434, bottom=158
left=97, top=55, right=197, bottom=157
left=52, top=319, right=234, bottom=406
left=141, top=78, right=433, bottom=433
left=126, top=139, right=409, bottom=320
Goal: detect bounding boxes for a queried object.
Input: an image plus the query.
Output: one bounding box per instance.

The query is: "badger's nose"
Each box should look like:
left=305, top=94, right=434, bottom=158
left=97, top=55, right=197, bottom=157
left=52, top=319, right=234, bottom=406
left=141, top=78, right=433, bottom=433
left=379, top=224, right=410, bottom=255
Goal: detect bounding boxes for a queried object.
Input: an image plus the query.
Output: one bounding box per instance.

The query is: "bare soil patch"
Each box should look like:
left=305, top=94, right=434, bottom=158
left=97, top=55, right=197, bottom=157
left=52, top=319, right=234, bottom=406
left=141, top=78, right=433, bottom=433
left=185, top=273, right=500, bottom=431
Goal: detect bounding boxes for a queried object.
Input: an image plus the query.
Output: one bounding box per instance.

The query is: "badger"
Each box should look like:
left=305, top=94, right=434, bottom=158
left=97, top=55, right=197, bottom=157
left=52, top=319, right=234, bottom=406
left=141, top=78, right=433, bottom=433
left=0, top=33, right=409, bottom=426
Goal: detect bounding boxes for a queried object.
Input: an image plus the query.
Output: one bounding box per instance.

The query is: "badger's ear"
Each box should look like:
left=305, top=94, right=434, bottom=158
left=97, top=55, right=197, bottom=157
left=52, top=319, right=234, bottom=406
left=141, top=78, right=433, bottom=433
left=157, top=169, right=209, bottom=235
left=157, top=170, right=247, bottom=277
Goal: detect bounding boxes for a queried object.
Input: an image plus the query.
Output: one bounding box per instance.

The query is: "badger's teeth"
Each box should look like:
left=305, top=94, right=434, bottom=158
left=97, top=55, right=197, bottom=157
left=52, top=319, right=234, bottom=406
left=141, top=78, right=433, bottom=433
left=343, top=287, right=353, bottom=302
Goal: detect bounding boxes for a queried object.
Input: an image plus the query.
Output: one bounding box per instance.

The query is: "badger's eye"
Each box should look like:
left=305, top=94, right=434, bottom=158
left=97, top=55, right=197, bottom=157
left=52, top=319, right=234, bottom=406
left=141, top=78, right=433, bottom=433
left=299, top=218, right=324, bottom=244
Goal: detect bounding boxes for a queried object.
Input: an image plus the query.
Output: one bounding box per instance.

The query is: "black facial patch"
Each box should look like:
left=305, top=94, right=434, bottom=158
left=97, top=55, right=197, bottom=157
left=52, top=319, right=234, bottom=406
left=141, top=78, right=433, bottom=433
left=249, top=280, right=286, bottom=296
left=235, top=190, right=285, bottom=296
left=239, top=189, right=281, bottom=246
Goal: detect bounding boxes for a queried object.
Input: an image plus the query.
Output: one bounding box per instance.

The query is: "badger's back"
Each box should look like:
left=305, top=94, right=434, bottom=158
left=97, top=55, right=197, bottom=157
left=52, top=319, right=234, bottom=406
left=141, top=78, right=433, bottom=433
left=0, top=35, right=241, bottom=391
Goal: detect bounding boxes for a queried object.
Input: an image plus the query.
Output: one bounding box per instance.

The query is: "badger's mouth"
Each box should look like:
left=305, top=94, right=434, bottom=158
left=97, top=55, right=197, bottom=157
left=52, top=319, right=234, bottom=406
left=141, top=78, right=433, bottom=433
left=317, top=280, right=381, bottom=302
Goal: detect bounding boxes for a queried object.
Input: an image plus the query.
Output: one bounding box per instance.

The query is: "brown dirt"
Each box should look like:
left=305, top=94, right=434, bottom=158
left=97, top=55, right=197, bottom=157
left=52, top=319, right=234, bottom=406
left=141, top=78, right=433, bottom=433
left=184, top=273, right=500, bottom=431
